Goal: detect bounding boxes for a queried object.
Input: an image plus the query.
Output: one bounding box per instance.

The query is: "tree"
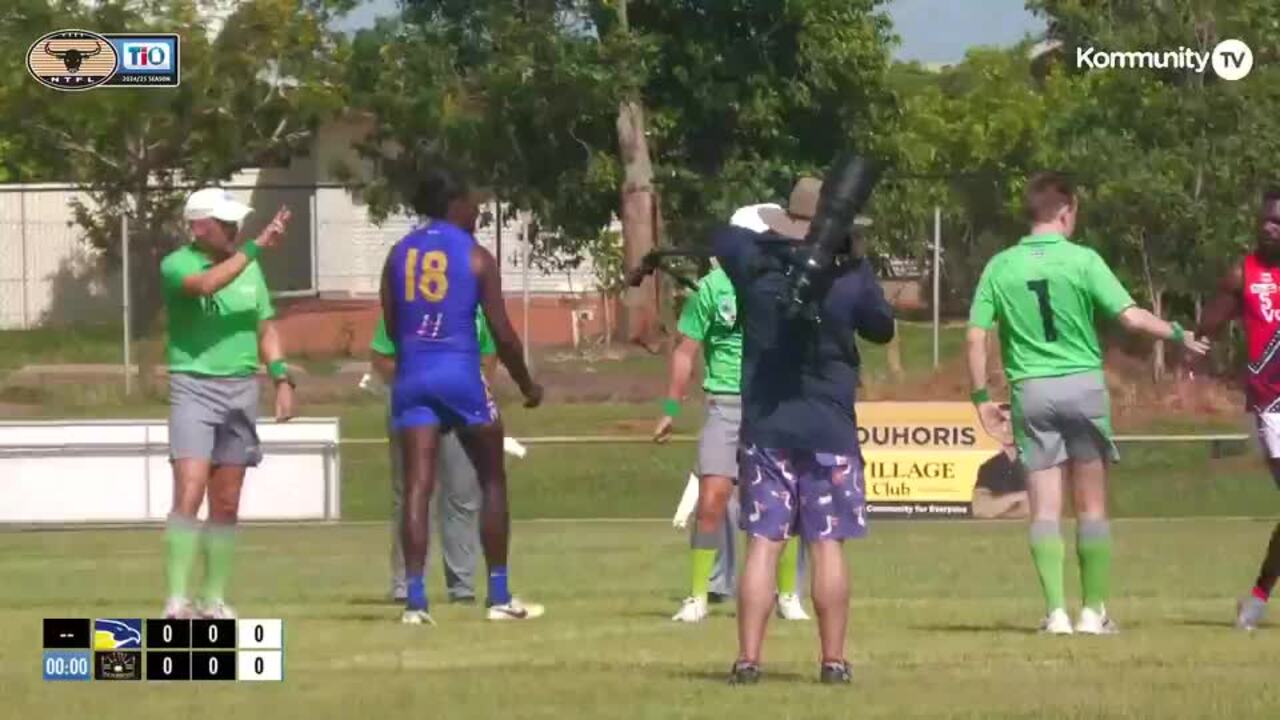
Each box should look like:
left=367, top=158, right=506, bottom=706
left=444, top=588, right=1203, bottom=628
left=345, top=1, right=631, bottom=353
left=1, top=0, right=354, bottom=334
left=1029, top=0, right=1280, bottom=378
left=603, top=0, right=897, bottom=245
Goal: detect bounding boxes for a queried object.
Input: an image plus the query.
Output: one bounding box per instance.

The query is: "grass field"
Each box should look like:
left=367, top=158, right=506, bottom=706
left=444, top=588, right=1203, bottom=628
left=4, top=324, right=1280, bottom=717
left=3, top=520, right=1279, bottom=719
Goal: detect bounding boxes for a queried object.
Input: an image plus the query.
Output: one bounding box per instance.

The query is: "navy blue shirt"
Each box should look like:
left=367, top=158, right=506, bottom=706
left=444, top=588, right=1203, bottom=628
left=713, top=225, right=895, bottom=454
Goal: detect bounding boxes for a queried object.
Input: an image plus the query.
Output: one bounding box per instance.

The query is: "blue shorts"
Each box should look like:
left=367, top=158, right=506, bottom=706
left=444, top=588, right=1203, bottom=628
left=738, top=445, right=868, bottom=543
left=390, top=365, right=497, bottom=431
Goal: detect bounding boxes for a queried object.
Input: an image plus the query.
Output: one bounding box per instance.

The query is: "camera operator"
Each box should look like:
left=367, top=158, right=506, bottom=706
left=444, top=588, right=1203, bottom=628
left=712, top=176, right=894, bottom=685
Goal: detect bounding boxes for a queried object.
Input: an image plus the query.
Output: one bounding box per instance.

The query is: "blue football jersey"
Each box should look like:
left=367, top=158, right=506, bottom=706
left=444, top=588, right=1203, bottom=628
left=385, top=220, right=481, bottom=368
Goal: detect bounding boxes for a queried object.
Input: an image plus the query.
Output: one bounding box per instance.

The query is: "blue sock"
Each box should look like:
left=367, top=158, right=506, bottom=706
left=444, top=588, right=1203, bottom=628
left=487, top=567, right=511, bottom=606
left=406, top=574, right=428, bottom=611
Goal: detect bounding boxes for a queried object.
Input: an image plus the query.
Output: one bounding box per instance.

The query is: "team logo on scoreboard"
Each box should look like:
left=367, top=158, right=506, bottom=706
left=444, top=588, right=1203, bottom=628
left=26, top=29, right=117, bottom=91
left=94, top=618, right=142, bottom=650
left=27, top=30, right=180, bottom=91
left=94, top=651, right=141, bottom=680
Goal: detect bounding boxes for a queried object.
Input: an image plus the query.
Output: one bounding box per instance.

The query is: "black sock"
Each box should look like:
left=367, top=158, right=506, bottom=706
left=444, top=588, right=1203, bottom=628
left=1253, top=522, right=1280, bottom=597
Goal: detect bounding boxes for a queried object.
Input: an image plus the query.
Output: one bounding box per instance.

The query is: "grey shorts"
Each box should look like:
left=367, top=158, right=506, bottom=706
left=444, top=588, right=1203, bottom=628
left=1011, top=371, right=1118, bottom=472
left=168, top=373, right=263, bottom=467
left=697, top=394, right=741, bottom=479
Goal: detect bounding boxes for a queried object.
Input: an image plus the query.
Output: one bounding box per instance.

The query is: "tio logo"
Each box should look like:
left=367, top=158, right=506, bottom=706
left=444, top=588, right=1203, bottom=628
left=121, top=42, right=171, bottom=70
left=1211, top=39, right=1253, bottom=81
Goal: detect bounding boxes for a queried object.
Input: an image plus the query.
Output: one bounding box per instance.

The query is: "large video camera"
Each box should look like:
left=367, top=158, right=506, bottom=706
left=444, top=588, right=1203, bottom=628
left=625, top=153, right=881, bottom=326
left=754, top=154, right=881, bottom=324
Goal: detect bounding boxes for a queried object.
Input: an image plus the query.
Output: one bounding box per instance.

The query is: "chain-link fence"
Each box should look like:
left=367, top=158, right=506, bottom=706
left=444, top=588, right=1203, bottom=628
left=0, top=179, right=608, bottom=399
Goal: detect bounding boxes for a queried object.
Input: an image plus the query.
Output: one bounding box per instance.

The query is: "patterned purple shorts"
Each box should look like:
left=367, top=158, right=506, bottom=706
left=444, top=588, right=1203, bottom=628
left=738, top=444, right=868, bottom=542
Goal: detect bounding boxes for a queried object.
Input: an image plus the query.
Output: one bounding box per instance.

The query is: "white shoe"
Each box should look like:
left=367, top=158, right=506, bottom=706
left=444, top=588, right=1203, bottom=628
left=163, top=597, right=194, bottom=620
left=1039, top=608, right=1074, bottom=635
left=776, top=593, right=810, bottom=621
left=672, top=596, right=709, bottom=623
left=401, top=609, right=436, bottom=625
left=198, top=600, right=237, bottom=620
left=487, top=598, right=545, bottom=621
left=1075, top=606, right=1119, bottom=635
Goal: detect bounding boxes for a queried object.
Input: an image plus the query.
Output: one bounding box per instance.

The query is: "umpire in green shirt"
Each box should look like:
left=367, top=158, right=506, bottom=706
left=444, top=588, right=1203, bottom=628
left=966, top=172, right=1208, bottom=636
left=656, top=204, right=806, bottom=624
left=159, top=188, right=296, bottom=621
left=371, top=312, right=497, bottom=603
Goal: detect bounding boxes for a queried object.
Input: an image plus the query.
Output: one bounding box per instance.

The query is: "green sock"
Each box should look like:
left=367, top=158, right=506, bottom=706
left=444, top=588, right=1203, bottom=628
left=776, top=540, right=800, bottom=595
left=1029, top=520, right=1066, bottom=612
left=201, top=523, right=238, bottom=602
left=1077, top=519, right=1112, bottom=611
left=164, top=515, right=200, bottom=600
left=690, top=548, right=717, bottom=599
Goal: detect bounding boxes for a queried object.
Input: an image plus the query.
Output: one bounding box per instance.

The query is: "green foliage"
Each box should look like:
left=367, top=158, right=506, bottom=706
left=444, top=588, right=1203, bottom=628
left=1028, top=0, right=1280, bottom=308
left=347, top=1, right=623, bottom=248
left=615, top=0, right=897, bottom=245
left=0, top=0, right=353, bottom=331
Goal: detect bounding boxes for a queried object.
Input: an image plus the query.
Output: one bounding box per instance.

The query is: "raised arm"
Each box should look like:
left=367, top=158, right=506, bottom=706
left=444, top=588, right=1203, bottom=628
left=1084, top=250, right=1209, bottom=355
left=1195, top=262, right=1245, bottom=340
left=171, top=207, right=290, bottom=298
left=471, top=245, right=541, bottom=407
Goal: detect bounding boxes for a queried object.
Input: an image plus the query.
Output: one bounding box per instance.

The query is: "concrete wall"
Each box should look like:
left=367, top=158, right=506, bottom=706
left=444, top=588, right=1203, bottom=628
left=0, top=185, right=120, bottom=329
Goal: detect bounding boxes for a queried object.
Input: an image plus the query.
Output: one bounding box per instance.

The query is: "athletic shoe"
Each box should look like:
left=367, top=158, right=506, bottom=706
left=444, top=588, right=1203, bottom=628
left=390, top=581, right=407, bottom=603
left=198, top=600, right=237, bottom=620
left=163, top=597, right=194, bottom=620
left=819, top=660, right=853, bottom=685
left=1236, top=596, right=1267, bottom=631
left=486, top=598, right=545, bottom=621
left=1075, top=606, right=1119, bottom=635
left=401, top=609, right=436, bottom=625
left=672, top=596, right=709, bottom=623
left=1039, top=608, right=1074, bottom=635
left=728, top=660, right=761, bottom=685
left=776, top=593, right=810, bottom=621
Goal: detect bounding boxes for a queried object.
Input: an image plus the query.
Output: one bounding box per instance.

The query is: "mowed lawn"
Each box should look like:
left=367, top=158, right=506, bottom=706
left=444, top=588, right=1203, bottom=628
left=2, top=520, right=1279, bottom=719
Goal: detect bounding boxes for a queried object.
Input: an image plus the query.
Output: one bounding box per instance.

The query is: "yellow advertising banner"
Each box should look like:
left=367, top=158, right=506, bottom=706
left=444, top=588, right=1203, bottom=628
left=857, top=402, right=1017, bottom=519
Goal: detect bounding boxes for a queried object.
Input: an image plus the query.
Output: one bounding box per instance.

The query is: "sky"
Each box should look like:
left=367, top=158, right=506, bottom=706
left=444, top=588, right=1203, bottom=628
left=334, top=0, right=1046, bottom=64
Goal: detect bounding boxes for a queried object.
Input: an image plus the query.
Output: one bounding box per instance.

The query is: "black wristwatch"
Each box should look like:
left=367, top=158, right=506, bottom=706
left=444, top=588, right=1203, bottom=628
left=274, top=374, right=296, bottom=389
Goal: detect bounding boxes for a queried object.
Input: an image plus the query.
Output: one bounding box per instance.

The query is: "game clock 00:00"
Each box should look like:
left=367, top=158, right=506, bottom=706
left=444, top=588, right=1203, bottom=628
left=42, top=617, right=284, bottom=682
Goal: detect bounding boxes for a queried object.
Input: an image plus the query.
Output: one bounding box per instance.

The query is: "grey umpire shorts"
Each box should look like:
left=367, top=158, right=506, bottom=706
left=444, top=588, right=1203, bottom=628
left=1011, top=370, right=1118, bottom=472
left=168, top=373, right=263, bottom=467
left=697, top=394, right=741, bottom=479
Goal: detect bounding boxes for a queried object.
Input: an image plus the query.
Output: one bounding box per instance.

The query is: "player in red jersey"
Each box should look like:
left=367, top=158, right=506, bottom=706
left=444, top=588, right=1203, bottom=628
left=1196, top=188, right=1280, bottom=630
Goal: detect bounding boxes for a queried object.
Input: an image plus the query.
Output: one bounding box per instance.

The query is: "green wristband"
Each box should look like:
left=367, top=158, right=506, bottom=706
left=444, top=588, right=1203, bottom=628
left=662, top=398, right=681, bottom=417
left=970, top=388, right=990, bottom=406
left=1170, top=321, right=1186, bottom=343
left=268, top=360, right=289, bottom=380
left=241, top=240, right=262, bottom=261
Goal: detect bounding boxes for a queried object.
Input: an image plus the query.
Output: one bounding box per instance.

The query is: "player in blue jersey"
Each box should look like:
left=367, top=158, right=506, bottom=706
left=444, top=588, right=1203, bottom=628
left=380, top=168, right=544, bottom=624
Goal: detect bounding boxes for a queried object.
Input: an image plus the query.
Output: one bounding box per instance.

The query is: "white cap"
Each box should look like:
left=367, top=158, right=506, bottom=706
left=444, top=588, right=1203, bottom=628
left=730, top=203, right=781, bottom=233
left=183, top=187, right=253, bottom=223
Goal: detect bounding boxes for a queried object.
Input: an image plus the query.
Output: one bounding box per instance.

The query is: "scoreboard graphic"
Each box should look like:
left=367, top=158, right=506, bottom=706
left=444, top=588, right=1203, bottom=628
left=42, top=618, right=284, bottom=682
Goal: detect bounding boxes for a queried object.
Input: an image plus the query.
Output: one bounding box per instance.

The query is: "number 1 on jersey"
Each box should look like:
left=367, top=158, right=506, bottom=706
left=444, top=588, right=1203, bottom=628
left=1027, top=279, right=1058, bottom=341
left=404, top=249, right=450, bottom=302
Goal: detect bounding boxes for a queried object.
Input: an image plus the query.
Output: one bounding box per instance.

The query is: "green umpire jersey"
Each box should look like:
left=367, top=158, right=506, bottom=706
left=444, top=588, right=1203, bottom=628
left=370, top=311, right=496, bottom=358
left=677, top=268, right=742, bottom=395
left=968, top=233, right=1135, bottom=383
left=161, top=244, right=275, bottom=377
